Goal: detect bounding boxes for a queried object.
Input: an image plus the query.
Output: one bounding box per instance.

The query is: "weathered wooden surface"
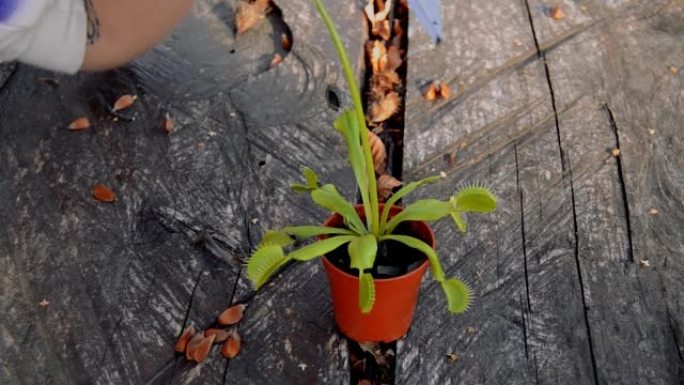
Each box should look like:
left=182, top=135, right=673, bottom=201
left=400, top=0, right=683, bottom=384
left=0, top=1, right=365, bottom=384
left=1, top=0, right=683, bottom=384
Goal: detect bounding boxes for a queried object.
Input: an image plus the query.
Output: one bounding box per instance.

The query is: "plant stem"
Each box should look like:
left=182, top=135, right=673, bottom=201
left=313, top=0, right=380, bottom=236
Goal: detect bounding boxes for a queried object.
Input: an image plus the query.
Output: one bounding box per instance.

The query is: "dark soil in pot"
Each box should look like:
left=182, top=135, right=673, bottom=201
left=325, top=221, right=430, bottom=279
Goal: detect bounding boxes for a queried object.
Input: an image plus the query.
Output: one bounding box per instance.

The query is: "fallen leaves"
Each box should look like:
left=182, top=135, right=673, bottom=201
left=365, top=0, right=392, bottom=40
left=370, top=91, right=400, bottom=123
left=162, top=115, right=174, bottom=134
left=649, top=208, right=659, bottom=215
left=112, top=94, right=137, bottom=112
left=377, top=174, right=402, bottom=200
left=281, top=33, right=292, bottom=51
left=423, top=80, right=451, bottom=101
left=639, top=259, right=651, bottom=268
left=68, top=117, right=91, bottom=131
left=235, top=0, right=271, bottom=34
left=175, top=325, right=197, bottom=353
left=175, top=303, right=247, bottom=364
left=92, top=184, right=116, bottom=203
left=550, top=6, right=565, bottom=20
left=611, top=148, right=621, bottom=157
left=218, top=303, right=246, bottom=326
left=669, top=66, right=678, bottom=75
left=446, top=352, right=459, bottom=363
left=38, top=299, right=49, bottom=307
left=369, top=131, right=387, bottom=173
left=186, top=334, right=215, bottom=363
left=221, top=330, right=242, bottom=358
left=204, top=328, right=232, bottom=343
left=270, top=53, right=283, bottom=68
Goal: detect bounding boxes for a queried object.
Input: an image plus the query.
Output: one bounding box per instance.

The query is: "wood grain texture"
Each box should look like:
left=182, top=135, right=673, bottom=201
left=0, top=1, right=365, bottom=384
left=400, top=0, right=683, bottom=384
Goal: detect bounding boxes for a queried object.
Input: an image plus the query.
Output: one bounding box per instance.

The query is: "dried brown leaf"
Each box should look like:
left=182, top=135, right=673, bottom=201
left=447, top=352, right=459, bottom=363
left=270, top=53, right=283, bottom=68
left=187, top=335, right=216, bottom=363
left=423, top=81, right=450, bottom=101
left=372, top=19, right=391, bottom=40
left=221, top=330, right=242, bottom=359
left=68, top=117, right=91, bottom=131
left=112, top=94, right=137, bottom=112
left=204, top=328, right=231, bottom=343
left=185, top=332, right=205, bottom=361
left=162, top=116, right=174, bottom=134
left=92, top=184, right=116, bottom=203
left=368, top=41, right=388, bottom=73
left=370, top=91, right=399, bottom=123
left=439, top=82, right=452, bottom=99
left=38, top=299, right=49, bottom=307
left=235, top=0, right=270, bottom=34
left=281, top=33, right=292, bottom=51
left=218, top=303, right=246, bottom=326
left=371, top=71, right=400, bottom=93
left=393, top=19, right=403, bottom=38
left=377, top=174, right=402, bottom=200
left=368, top=131, right=387, bottom=174
left=423, top=83, right=437, bottom=101
left=175, top=325, right=197, bottom=353
left=550, top=6, right=565, bottom=20
left=385, top=45, right=402, bottom=72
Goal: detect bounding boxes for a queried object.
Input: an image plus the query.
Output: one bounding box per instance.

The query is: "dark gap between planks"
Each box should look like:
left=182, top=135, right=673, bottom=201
left=350, top=1, right=410, bottom=384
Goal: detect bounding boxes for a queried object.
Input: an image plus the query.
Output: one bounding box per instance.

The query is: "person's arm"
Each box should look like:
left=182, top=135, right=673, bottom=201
left=81, top=0, right=195, bottom=71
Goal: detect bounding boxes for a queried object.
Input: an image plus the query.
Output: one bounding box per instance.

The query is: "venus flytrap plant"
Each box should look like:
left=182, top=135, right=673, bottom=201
left=246, top=0, right=497, bottom=315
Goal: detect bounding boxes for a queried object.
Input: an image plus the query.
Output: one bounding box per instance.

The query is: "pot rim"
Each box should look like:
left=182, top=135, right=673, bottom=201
left=321, top=204, right=434, bottom=282
left=322, top=255, right=429, bottom=282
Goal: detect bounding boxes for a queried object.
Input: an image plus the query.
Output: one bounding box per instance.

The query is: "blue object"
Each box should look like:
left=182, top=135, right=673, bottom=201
left=0, top=0, right=18, bottom=22
left=408, top=0, right=443, bottom=43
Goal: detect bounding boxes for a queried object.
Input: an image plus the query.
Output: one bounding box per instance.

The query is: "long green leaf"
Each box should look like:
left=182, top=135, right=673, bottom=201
left=282, top=226, right=357, bottom=238
left=441, top=278, right=472, bottom=314
left=380, top=175, right=443, bottom=231
left=359, top=272, right=376, bottom=314
left=246, top=245, right=292, bottom=289
left=384, top=199, right=453, bottom=234
left=311, top=184, right=367, bottom=234
left=314, top=0, right=379, bottom=235
left=452, top=185, right=497, bottom=213
left=379, top=235, right=445, bottom=281
left=334, top=110, right=371, bottom=230
left=288, top=236, right=357, bottom=261
left=348, top=234, right=377, bottom=272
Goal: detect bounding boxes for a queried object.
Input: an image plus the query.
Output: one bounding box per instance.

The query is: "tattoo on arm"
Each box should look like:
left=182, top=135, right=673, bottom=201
left=84, top=0, right=100, bottom=45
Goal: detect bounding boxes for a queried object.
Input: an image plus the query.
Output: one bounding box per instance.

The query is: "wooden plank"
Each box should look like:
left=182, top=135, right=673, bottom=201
left=523, top=0, right=684, bottom=383
left=0, top=1, right=365, bottom=384
left=398, top=1, right=596, bottom=384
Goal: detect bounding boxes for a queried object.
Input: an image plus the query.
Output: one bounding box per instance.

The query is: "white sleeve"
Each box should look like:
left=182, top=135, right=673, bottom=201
left=0, top=0, right=87, bottom=74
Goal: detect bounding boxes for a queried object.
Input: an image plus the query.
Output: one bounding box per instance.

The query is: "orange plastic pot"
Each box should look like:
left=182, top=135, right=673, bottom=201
left=321, top=204, right=435, bottom=342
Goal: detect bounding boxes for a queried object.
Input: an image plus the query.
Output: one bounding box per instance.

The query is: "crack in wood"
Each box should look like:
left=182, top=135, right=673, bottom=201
left=522, top=0, right=564, bottom=172
left=519, top=294, right=530, bottom=364
left=568, top=162, right=600, bottom=385
left=514, top=146, right=532, bottom=313
left=666, top=305, right=684, bottom=365
left=604, top=104, right=636, bottom=263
